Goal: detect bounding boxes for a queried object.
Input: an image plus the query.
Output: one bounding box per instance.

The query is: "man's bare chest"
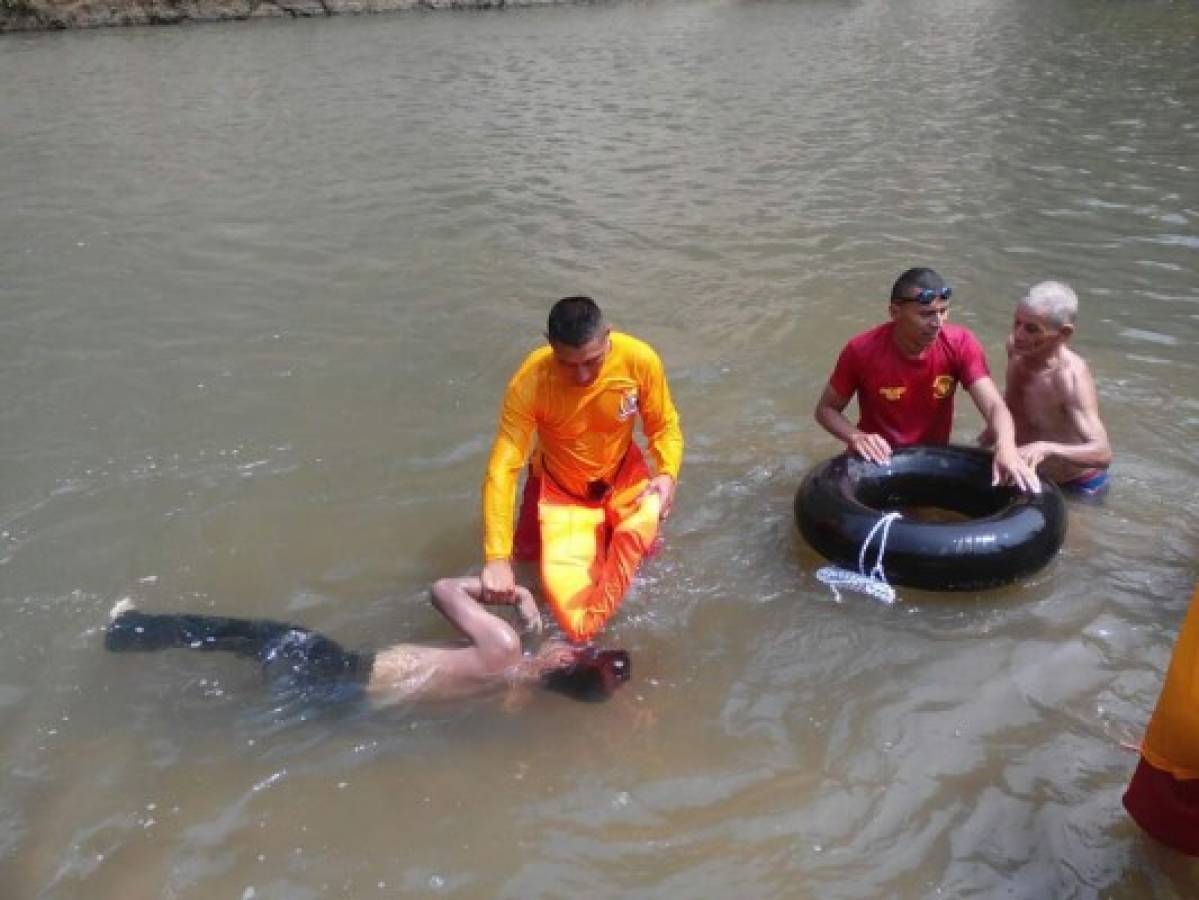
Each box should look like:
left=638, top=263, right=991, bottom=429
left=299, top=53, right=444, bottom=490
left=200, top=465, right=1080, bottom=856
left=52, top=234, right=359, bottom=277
left=1009, top=369, right=1070, bottom=424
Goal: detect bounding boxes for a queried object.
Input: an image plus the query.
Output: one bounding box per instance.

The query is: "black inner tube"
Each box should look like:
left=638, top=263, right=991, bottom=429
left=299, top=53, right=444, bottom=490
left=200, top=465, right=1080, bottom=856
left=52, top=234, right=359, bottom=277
left=852, top=450, right=1011, bottom=519
left=795, top=446, right=1068, bottom=591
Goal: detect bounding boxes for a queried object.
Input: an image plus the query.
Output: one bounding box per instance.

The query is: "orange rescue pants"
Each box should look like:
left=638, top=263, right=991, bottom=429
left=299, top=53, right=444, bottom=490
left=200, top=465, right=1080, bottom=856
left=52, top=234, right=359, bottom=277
left=518, top=445, right=660, bottom=643
left=1123, top=583, right=1199, bottom=856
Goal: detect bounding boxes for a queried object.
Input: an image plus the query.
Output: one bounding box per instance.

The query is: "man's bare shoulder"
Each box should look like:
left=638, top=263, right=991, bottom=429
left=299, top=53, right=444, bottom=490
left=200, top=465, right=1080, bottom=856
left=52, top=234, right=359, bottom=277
left=1058, top=346, right=1097, bottom=392
left=1061, top=345, right=1092, bottom=371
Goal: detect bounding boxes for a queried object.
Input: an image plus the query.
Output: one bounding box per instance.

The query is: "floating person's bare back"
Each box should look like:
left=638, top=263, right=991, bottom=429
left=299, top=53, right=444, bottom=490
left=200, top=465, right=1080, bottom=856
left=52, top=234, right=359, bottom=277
left=364, top=638, right=579, bottom=706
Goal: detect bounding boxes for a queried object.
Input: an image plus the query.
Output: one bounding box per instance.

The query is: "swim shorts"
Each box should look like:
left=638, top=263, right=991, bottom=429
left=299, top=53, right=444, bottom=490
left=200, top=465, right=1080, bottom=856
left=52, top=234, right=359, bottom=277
left=1061, top=469, right=1110, bottom=496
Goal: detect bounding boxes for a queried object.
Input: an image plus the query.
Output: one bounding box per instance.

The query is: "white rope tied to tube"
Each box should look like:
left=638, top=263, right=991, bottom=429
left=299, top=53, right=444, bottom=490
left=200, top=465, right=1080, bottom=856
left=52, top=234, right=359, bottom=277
left=816, top=511, right=903, bottom=605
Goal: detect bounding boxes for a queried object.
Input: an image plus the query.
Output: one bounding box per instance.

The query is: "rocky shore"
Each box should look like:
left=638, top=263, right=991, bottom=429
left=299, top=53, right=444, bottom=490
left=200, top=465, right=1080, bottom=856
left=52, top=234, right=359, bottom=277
left=1, top=0, right=565, bottom=33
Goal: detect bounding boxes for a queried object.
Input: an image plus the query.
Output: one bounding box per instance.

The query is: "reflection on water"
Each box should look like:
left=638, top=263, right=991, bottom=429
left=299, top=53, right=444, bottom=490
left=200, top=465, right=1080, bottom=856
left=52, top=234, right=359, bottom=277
left=2, top=1, right=1198, bottom=896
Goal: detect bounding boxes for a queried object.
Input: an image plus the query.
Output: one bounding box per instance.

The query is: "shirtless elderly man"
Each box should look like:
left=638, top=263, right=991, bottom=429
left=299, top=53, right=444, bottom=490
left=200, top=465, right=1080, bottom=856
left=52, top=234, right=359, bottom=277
left=106, top=577, right=630, bottom=706
left=996, top=280, right=1112, bottom=495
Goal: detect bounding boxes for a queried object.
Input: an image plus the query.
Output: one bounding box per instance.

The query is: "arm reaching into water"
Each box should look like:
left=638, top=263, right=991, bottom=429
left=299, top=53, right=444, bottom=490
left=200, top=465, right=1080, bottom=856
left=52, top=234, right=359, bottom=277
left=635, top=344, right=684, bottom=519
left=815, top=383, right=893, bottom=464
left=965, top=376, right=1041, bottom=493
left=481, top=368, right=538, bottom=604
left=1016, top=359, right=1112, bottom=472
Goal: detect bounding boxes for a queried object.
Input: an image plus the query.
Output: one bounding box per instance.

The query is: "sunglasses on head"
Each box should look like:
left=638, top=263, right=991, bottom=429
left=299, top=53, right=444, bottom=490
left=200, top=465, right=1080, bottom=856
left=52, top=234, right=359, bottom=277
left=893, top=286, right=953, bottom=304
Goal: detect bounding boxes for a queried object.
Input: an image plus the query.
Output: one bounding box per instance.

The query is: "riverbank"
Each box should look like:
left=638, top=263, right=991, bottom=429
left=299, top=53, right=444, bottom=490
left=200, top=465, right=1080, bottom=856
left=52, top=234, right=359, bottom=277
left=0, top=0, right=564, bottom=33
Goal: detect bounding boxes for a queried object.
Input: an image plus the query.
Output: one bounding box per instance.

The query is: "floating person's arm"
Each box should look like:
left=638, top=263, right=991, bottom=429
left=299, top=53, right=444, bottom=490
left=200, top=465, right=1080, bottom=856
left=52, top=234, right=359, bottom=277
left=430, top=576, right=528, bottom=670
left=510, top=585, right=543, bottom=636
left=965, top=376, right=1040, bottom=493
left=1018, top=361, right=1112, bottom=471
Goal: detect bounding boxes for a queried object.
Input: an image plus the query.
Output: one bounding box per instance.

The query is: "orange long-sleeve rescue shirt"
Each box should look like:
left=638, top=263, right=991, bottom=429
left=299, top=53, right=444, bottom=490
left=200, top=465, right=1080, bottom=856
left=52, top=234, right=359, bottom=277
left=1141, top=583, right=1199, bottom=780
left=482, top=332, right=683, bottom=561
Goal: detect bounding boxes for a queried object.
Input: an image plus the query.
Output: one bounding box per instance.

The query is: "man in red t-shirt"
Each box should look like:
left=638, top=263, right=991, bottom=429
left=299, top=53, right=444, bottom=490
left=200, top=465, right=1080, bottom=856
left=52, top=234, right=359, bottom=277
left=814, top=267, right=1039, bottom=492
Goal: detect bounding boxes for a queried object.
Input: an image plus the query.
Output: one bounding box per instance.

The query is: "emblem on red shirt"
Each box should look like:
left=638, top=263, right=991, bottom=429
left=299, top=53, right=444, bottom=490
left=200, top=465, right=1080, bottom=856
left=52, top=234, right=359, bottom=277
left=932, top=375, right=954, bottom=399
left=879, top=386, right=906, bottom=401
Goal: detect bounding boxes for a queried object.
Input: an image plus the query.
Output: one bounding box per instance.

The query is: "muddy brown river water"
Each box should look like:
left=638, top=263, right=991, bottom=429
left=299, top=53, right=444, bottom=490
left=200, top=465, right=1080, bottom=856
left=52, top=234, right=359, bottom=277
left=2, top=1, right=1198, bottom=896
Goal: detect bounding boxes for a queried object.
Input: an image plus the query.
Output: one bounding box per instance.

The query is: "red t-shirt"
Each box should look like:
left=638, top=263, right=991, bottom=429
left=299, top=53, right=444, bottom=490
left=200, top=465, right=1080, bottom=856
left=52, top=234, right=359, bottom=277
left=828, top=322, right=990, bottom=447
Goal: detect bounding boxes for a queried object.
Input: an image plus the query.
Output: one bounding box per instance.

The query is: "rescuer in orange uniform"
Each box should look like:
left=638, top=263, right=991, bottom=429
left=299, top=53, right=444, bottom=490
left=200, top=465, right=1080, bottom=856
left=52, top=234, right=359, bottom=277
left=480, top=296, right=684, bottom=643
left=1123, top=583, right=1199, bottom=856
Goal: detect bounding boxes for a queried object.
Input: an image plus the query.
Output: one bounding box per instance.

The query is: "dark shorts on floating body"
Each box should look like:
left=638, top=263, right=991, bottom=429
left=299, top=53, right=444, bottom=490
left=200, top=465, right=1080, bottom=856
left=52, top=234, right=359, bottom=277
left=107, top=610, right=375, bottom=704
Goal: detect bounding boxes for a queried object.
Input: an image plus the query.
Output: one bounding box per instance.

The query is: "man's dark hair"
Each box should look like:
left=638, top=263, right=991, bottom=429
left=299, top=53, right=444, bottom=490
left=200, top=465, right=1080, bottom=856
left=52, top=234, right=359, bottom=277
left=547, top=296, right=605, bottom=347
left=891, top=267, right=945, bottom=301
left=541, top=647, right=630, bottom=702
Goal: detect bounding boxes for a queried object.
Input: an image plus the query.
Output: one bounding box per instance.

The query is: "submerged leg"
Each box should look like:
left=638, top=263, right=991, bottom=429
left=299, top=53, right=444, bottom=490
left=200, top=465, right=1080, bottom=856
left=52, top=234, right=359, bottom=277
left=105, top=607, right=373, bottom=687
left=106, top=609, right=295, bottom=659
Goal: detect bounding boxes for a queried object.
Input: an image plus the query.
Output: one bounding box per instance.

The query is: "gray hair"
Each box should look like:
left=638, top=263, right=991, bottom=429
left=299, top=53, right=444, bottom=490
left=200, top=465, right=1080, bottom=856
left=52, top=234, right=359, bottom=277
left=1021, top=280, right=1078, bottom=327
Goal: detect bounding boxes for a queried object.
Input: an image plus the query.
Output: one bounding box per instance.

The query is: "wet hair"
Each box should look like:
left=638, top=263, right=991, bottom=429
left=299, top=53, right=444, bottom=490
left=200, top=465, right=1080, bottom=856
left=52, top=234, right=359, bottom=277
left=547, top=296, right=605, bottom=347
left=1021, top=280, right=1078, bottom=327
left=541, top=647, right=631, bottom=702
left=890, top=267, right=946, bottom=301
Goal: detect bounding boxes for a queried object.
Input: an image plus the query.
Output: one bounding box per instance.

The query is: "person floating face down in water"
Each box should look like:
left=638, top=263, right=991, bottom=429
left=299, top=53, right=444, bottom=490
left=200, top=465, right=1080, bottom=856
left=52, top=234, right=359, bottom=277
left=105, top=577, right=631, bottom=706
